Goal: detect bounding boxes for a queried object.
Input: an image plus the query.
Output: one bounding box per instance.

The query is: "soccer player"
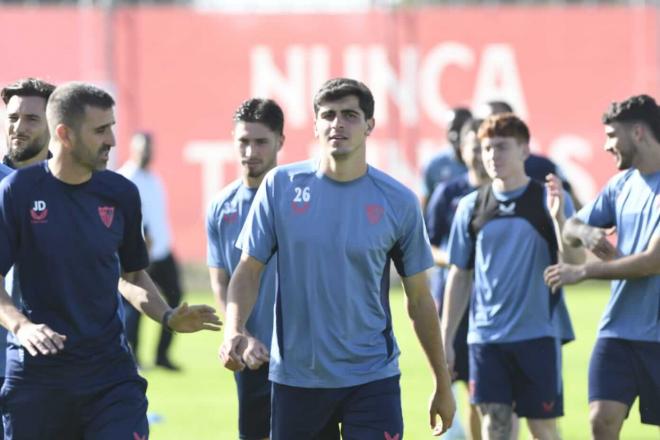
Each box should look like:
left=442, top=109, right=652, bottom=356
left=1, top=78, right=55, bottom=169
left=442, top=113, right=584, bottom=440
left=420, top=107, right=471, bottom=208
left=0, top=77, right=55, bottom=438
left=544, top=94, right=660, bottom=439
left=0, top=82, right=221, bottom=439
left=220, top=78, right=455, bottom=439
left=206, top=98, right=284, bottom=440
left=426, top=118, right=488, bottom=440
left=118, top=132, right=185, bottom=371
left=475, top=100, right=580, bottom=208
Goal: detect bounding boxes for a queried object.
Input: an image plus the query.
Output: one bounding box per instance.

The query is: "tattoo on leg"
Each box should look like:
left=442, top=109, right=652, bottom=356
left=478, top=403, right=513, bottom=440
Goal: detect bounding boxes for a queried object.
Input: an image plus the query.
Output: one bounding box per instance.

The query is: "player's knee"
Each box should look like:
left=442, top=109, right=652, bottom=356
left=526, top=418, right=558, bottom=440
left=589, top=405, right=623, bottom=439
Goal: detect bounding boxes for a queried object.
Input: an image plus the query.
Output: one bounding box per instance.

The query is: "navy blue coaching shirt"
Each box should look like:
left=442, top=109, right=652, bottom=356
left=0, top=162, right=149, bottom=386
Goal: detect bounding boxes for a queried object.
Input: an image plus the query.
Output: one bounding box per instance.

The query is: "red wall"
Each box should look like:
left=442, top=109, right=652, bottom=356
left=1, top=6, right=657, bottom=260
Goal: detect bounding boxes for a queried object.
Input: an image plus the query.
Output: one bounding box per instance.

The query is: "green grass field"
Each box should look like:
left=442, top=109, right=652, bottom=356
left=138, top=281, right=658, bottom=439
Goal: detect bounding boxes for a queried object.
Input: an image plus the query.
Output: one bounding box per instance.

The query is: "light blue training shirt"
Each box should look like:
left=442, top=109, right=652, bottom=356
left=237, top=160, right=434, bottom=388
left=206, top=179, right=276, bottom=348
left=576, top=169, right=660, bottom=342
left=448, top=181, right=575, bottom=344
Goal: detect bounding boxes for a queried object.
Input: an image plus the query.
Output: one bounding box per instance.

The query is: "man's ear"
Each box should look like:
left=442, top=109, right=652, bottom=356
left=366, top=118, right=375, bottom=136
left=521, top=141, right=530, bottom=160
left=55, top=124, right=74, bottom=149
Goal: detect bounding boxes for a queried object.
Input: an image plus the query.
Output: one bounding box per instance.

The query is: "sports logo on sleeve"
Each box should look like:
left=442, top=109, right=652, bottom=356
left=222, top=210, right=239, bottom=224
left=365, top=204, right=384, bottom=224
left=291, top=186, right=311, bottom=214
left=98, top=206, right=115, bottom=228
left=30, top=200, right=48, bottom=224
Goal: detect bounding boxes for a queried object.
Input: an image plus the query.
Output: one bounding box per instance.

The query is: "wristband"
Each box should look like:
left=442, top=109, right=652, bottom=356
left=161, top=309, right=174, bottom=332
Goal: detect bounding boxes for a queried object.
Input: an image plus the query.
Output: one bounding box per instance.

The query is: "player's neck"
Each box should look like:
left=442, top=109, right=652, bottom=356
left=492, top=173, right=529, bottom=193
left=633, top=147, right=660, bottom=175
left=47, top=153, right=93, bottom=185
left=243, top=172, right=267, bottom=189
left=319, top=152, right=367, bottom=182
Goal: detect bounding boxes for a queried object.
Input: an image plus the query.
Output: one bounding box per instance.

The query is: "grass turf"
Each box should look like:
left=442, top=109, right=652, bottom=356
left=138, top=281, right=658, bottom=439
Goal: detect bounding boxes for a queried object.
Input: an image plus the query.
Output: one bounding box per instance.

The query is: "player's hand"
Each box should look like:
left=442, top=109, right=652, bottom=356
left=167, top=302, right=222, bottom=333
left=581, top=226, right=617, bottom=261
left=429, top=386, right=456, bottom=436
left=15, top=321, right=67, bottom=357
left=219, top=332, right=248, bottom=372
left=242, top=337, right=269, bottom=370
left=545, top=173, right=564, bottom=220
left=544, top=263, right=586, bottom=291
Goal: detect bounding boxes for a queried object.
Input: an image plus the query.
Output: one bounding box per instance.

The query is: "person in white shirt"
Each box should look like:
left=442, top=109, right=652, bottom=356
left=117, top=132, right=184, bottom=371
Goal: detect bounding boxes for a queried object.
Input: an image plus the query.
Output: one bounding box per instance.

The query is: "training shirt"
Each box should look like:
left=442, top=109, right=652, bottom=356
left=0, top=162, right=148, bottom=385
left=576, top=169, right=660, bottom=342
left=425, top=173, right=473, bottom=304
left=0, top=163, right=12, bottom=374
left=421, top=149, right=467, bottom=199
left=206, top=179, right=276, bottom=349
left=0, top=163, right=11, bottom=179
left=448, top=181, right=575, bottom=344
left=117, top=162, right=172, bottom=261
left=238, top=160, right=434, bottom=388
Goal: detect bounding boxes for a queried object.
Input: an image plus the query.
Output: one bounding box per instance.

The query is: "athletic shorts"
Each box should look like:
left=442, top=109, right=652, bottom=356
left=235, top=363, right=271, bottom=439
left=469, top=337, right=563, bottom=419
left=1, top=376, right=149, bottom=440
left=589, top=337, right=660, bottom=426
left=271, top=375, right=403, bottom=440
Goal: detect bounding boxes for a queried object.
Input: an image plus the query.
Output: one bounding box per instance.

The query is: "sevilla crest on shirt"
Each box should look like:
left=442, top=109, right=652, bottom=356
left=98, top=206, right=115, bottom=228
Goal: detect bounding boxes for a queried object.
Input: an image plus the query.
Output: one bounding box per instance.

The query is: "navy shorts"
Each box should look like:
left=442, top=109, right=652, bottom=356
left=469, top=337, right=563, bottom=419
left=271, top=375, right=403, bottom=440
left=235, top=363, right=271, bottom=439
left=589, top=337, right=660, bottom=426
left=1, top=376, right=149, bottom=440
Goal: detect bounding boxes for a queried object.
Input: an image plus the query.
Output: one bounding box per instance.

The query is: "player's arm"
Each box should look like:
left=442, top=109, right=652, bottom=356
left=440, top=264, right=472, bottom=372
left=219, top=253, right=268, bottom=372
left=208, top=267, right=229, bottom=316
left=119, top=270, right=221, bottom=333
left=545, top=174, right=585, bottom=265
left=0, top=275, right=66, bottom=356
left=563, top=217, right=617, bottom=261
left=545, top=234, right=660, bottom=290
left=401, top=271, right=455, bottom=436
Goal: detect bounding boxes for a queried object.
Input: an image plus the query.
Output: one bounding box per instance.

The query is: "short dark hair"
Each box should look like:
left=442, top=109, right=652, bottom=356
left=313, top=78, right=374, bottom=120
left=1, top=78, right=55, bottom=105
left=459, top=118, right=484, bottom=143
left=233, top=98, right=284, bottom=135
left=602, top=94, right=660, bottom=143
left=486, top=100, right=514, bottom=114
left=478, top=113, right=530, bottom=145
left=47, top=82, right=115, bottom=131
left=447, top=107, right=472, bottom=145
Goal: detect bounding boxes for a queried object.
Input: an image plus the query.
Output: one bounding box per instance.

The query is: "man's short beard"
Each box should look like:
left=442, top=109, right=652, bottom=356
left=7, top=140, right=46, bottom=163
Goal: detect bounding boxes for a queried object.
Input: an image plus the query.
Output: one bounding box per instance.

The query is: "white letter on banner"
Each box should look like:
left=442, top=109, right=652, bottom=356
left=183, top=141, right=236, bottom=219
left=472, top=44, right=528, bottom=119
left=367, top=46, right=419, bottom=126
left=250, top=46, right=306, bottom=128
left=420, top=42, right=474, bottom=126
left=549, top=135, right=596, bottom=203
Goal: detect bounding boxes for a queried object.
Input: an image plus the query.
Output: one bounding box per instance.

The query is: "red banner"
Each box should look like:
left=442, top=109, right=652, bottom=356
left=0, top=7, right=657, bottom=260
